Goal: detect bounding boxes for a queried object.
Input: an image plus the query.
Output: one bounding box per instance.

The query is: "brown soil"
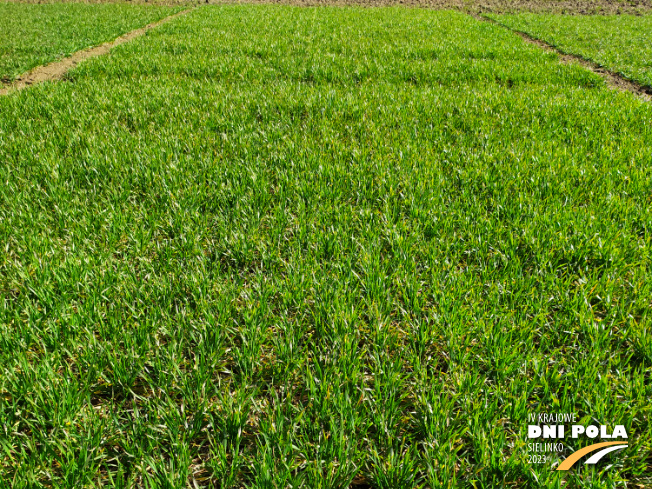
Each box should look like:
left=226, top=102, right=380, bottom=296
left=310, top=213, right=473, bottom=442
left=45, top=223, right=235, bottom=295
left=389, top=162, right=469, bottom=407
left=482, top=15, right=652, bottom=100
left=214, top=0, right=652, bottom=14
left=0, top=8, right=193, bottom=96
left=5, top=0, right=652, bottom=14
left=470, top=0, right=652, bottom=14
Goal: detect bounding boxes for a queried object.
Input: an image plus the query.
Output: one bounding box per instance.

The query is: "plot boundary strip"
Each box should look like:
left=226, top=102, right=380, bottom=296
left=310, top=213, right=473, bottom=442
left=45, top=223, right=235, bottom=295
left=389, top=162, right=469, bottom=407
left=0, top=8, right=194, bottom=96
left=480, top=15, right=652, bottom=102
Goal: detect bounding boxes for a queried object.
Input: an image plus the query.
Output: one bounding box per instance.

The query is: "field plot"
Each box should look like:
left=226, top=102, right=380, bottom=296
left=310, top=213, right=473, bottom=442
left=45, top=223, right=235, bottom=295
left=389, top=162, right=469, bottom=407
left=0, top=3, right=182, bottom=82
left=489, top=13, right=652, bottom=88
left=1, top=5, right=651, bottom=488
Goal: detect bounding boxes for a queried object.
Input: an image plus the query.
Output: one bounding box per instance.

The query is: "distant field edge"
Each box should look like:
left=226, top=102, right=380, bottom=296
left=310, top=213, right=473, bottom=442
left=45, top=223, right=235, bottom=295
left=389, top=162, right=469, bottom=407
left=3, top=0, right=652, bottom=14
left=0, top=7, right=194, bottom=96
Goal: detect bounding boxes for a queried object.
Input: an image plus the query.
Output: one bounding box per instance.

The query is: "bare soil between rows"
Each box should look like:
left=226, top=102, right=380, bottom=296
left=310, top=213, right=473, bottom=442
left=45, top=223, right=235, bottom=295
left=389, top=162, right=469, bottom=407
left=0, top=8, right=193, bottom=96
left=480, top=15, right=652, bottom=100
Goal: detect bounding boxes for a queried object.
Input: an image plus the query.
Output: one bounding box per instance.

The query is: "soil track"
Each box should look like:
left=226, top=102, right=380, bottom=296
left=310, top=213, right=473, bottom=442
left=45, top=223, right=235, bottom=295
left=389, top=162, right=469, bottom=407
left=482, top=15, right=652, bottom=100
left=2, top=2, right=650, bottom=100
left=0, top=8, right=193, bottom=96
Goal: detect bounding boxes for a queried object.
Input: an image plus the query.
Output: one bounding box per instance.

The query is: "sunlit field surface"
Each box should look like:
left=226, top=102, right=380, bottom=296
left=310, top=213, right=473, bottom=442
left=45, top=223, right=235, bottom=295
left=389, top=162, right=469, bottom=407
left=0, top=5, right=650, bottom=487
left=0, top=2, right=181, bottom=81
left=490, top=13, right=652, bottom=88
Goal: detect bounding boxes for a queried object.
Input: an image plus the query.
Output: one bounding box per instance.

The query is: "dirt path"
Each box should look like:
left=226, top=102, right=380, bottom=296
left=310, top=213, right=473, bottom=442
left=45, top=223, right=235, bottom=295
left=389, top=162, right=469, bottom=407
left=480, top=15, right=652, bottom=102
left=0, top=8, right=193, bottom=96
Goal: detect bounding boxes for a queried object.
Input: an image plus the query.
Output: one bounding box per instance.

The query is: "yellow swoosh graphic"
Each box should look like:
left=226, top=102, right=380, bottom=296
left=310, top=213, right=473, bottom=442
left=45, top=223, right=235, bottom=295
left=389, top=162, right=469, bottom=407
left=557, top=441, right=628, bottom=471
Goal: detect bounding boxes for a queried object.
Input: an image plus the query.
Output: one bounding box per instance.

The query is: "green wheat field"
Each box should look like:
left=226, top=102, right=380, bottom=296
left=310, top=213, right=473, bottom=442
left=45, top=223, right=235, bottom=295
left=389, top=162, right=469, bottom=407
left=0, top=4, right=650, bottom=488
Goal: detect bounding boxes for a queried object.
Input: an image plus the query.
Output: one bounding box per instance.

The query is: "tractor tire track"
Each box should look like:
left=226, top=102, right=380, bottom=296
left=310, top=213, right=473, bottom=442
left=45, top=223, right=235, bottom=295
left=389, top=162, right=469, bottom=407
left=480, top=15, right=652, bottom=102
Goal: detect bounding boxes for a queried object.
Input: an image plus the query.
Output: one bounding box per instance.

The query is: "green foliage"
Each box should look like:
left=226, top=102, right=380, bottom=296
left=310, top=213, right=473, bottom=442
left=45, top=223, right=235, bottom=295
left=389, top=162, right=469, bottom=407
left=0, top=5, right=650, bottom=488
left=0, top=2, right=182, bottom=81
left=490, top=13, right=652, bottom=88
